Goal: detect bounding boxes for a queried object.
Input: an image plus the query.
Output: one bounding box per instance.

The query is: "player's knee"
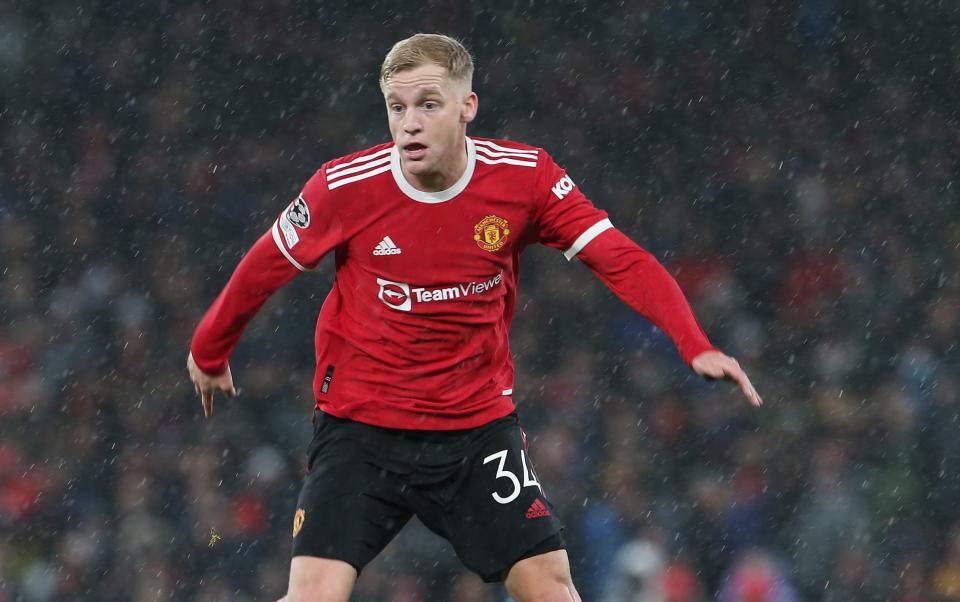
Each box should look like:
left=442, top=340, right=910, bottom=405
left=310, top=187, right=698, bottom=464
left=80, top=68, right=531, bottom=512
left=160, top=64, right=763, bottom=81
left=510, top=579, right=578, bottom=602
left=505, top=550, right=579, bottom=602
left=529, top=585, right=576, bottom=602
left=284, top=556, right=356, bottom=602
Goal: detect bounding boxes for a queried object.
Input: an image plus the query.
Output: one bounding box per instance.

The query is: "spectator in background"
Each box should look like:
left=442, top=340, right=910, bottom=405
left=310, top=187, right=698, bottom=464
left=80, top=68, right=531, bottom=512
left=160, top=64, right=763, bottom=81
left=931, top=524, right=960, bottom=600
left=716, top=550, right=799, bottom=602
left=601, top=538, right=667, bottom=602
left=1, top=2, right=957, bottom=599
left=788, top=439, right=872, bottom=596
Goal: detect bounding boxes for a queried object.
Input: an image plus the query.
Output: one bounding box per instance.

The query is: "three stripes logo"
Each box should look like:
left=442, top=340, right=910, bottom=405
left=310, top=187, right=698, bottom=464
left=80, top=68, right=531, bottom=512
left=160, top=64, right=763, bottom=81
left=525, top=498, right=551, bottom=519
left=326, top=147, right=392, bottom=190
left=473, top=139, right=539, bottom=168
left=373, top=236, right=402, bottom=256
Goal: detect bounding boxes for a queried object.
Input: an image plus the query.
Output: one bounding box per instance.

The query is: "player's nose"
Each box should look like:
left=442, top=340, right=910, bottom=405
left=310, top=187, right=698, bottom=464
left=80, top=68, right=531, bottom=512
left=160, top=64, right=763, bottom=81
left=401, top=112, right=422, bottom=133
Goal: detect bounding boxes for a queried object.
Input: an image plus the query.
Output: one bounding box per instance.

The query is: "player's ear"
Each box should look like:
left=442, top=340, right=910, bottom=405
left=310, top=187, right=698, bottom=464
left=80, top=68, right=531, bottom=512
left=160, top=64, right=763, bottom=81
left=461, top=91, right=478, bottom=124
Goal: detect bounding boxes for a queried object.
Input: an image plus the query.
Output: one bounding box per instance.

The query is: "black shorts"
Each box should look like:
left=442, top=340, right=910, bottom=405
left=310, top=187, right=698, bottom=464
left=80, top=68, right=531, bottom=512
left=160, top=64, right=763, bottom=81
left=290, top=411, right=564, bottom=582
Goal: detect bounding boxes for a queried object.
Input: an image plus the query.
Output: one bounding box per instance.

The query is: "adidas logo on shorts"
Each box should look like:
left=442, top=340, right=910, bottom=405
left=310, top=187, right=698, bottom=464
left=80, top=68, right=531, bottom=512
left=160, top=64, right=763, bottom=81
left=525, top=498, right=551, bottom=519
left=373, top=236, right=402, bottom=256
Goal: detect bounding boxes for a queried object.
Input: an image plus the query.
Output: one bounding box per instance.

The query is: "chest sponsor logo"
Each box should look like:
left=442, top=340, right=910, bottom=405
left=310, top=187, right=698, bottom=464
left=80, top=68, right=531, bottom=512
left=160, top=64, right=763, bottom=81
left=376, top=272, right=504, bottom=312
left=377, top=278, right=412, bottom=312
left=474, top=215, right=510, bottom=252
left=286, top=194, right=311, bottom=228
left=551, top=175, right=575, bottom=200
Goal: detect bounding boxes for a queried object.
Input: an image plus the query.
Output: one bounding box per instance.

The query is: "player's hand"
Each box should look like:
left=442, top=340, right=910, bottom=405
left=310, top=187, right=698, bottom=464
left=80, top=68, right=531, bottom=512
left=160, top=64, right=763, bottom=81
left=691, top=350, right=763, bottom=407
left=187, top=352, right=237, bottom=418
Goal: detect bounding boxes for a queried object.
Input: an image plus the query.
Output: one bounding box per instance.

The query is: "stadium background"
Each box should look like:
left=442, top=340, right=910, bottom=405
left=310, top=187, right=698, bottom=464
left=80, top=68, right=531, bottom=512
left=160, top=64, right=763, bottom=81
left=1, top=1, right=958, bottom=600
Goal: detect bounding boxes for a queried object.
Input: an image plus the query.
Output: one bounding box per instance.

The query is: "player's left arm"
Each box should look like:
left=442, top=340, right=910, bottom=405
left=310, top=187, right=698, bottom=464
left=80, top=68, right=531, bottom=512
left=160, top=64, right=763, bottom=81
left=575, top=229, right=762, bottom=407
left=531, top=151, right=760, bottom=408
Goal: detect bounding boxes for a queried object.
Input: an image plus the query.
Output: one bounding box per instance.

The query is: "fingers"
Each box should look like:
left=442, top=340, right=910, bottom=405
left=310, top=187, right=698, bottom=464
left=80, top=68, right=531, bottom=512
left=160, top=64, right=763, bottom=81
left=737, top=375, right=763, bottom=407
left=693, top=352, right=764, bottom=408
left=723, top=363, right=763, bottom=407
left=201, top=388, right=214, bottom=418
left=193, top=379, right=238, bottom=419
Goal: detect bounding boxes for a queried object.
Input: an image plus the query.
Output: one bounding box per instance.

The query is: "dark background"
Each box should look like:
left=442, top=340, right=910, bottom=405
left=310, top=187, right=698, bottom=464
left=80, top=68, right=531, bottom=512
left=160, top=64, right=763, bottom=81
left=1, top=1, right=959, bottom=600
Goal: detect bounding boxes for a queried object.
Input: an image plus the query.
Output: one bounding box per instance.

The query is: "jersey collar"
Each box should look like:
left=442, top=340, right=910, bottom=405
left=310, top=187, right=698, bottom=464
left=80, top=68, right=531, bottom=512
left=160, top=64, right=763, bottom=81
left=390, top=137, right=476, bottom=204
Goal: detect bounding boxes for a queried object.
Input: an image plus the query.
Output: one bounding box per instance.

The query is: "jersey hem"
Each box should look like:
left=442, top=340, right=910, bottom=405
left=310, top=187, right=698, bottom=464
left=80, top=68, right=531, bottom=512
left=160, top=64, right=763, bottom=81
left=315, top=397, right=516, bottom=431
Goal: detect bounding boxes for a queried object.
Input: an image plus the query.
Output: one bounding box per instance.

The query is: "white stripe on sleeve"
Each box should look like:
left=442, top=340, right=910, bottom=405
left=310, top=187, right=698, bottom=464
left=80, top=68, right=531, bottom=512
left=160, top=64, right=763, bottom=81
left=325, top=147, right=393, bottom=175
left=475, top=155, right=538, bottom=168
left=474, top=145, right=540, bottom=160
left=327, top=164, right=392, bottom=190
left=563, top=218, right=613, bottom=261
left=326, top=156, right=391, bottom=182
left=271, top=220, right=314, bottom=272
left=473, top=139, right=539, bottom=156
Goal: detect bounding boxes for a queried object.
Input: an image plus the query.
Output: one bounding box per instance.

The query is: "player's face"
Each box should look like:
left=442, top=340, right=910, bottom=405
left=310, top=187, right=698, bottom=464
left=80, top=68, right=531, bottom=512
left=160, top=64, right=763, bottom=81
left=383, top=63, right=478, bottom=190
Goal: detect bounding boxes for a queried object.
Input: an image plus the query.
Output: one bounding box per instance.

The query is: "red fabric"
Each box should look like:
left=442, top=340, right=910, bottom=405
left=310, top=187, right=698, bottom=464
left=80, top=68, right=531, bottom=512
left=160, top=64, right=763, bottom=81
left=576, top=228, right=716, bottom=365
left=190, top=138, right=714, bottom=429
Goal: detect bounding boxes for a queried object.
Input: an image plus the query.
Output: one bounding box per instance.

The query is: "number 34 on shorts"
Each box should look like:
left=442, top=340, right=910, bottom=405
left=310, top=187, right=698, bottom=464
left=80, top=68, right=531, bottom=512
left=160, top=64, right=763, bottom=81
left=483, top=448, right=545, bottom=504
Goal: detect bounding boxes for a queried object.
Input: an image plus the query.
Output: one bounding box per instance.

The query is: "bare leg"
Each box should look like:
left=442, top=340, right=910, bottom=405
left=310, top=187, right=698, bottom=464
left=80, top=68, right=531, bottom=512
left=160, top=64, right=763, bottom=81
left=278, top=556, right=357, bottom=602
left=504, top=549, right=581, bottom=602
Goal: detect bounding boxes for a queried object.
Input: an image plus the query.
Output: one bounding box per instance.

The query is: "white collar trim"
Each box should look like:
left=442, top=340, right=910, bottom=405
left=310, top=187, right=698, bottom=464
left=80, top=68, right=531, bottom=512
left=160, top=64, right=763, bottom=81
left=390, top=137, right=476, bottom=204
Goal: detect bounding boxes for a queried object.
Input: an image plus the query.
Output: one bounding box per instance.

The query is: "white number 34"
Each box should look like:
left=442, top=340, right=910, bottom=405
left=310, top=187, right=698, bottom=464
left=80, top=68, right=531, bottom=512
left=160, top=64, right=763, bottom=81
left=482, top=449, right=544, bottom=504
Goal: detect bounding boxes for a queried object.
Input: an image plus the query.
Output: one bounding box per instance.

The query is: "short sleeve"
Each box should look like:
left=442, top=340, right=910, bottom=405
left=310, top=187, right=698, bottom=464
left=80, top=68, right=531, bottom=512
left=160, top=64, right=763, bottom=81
left=532, top=152, right=612, bottom=261
left=271, top=169, right=345, bottom=271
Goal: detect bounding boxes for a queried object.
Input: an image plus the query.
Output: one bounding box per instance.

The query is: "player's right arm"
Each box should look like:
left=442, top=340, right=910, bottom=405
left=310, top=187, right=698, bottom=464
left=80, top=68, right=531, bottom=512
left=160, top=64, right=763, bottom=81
left=188, top=169, right=342, bottom=417
left=188, top=231, right=300, bottom=417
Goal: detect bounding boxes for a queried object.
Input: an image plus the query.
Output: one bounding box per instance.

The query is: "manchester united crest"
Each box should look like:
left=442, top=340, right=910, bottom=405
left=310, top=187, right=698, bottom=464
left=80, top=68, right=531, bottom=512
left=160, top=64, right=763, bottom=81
left=292, top=508, right=305, bottom=537
left=474, top=215, right=510, bottom=252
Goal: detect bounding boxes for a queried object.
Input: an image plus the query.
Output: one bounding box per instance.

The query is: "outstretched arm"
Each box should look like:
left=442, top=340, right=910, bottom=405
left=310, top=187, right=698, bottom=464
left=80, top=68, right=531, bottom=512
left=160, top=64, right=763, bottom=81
left=188, top=230, right=301, bottom=417
left=576, top=228, right=762, bottom=407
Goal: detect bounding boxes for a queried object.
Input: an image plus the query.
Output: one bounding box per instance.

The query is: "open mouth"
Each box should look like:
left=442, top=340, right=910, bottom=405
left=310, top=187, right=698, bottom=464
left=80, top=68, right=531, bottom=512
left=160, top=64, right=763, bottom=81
left=402, top=143, right=427, bottom=160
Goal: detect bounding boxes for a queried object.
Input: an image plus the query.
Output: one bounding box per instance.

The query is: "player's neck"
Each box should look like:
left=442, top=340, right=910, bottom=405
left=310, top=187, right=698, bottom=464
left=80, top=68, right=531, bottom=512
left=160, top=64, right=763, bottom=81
left=401, top=140, right=468, bottom=192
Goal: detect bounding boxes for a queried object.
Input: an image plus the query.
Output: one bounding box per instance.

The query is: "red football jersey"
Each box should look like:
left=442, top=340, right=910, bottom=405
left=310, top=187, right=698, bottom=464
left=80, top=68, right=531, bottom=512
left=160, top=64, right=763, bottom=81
left=270, top=137, right=612, bottom=429
left=192, top=136, right=716, bottom=429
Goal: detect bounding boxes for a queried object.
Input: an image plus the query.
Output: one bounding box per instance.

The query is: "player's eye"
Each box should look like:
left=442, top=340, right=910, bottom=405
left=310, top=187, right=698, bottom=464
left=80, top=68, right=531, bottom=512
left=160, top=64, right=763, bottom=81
left=423, top=101, right=438, bottom=110
left=390, top=104, right=404, bottom=114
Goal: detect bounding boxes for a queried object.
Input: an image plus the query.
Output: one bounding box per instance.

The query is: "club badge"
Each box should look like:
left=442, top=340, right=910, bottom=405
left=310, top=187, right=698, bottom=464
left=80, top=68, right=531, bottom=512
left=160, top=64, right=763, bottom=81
left=474, top=215, right=510, bottom=252
left=292, top=508, right=305, bottom=537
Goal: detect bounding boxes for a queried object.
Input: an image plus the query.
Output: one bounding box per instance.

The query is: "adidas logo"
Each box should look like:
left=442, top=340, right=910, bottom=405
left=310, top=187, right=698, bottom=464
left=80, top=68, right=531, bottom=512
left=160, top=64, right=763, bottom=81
left=525, top=498, right=551, bottom=519
left=373, top=236, right=402, bottom=256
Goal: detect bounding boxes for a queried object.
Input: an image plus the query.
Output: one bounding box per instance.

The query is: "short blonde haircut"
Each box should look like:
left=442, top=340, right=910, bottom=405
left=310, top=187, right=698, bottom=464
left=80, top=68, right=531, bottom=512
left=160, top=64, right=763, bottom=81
left=379, top=33, right=474, bottom=96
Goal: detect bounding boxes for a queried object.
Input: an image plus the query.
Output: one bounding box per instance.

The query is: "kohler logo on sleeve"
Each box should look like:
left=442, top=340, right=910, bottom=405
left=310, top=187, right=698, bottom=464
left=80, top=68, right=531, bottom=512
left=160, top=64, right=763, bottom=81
left=551, top=175, right=575, bottom=200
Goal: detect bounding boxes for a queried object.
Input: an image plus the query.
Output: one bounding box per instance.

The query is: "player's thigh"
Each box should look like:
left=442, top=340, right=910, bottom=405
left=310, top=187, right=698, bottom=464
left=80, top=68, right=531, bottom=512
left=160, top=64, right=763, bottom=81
left=440, top=415, right=565, bottom=581
left=292, top=415, right=413, bottom=573
left=504, top=549, right=581, bottom=602
left=284, top=556, right=357, bottom=602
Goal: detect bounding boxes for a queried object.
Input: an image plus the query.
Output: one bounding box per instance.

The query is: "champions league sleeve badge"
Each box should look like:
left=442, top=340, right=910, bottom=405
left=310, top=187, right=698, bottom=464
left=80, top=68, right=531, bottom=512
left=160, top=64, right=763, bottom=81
left=286, top=194, right=311, bottom=228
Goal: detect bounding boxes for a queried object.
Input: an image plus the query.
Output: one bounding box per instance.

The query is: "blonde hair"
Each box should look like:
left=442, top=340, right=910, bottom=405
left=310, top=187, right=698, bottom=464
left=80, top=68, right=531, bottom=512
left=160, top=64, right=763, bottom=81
left=380, top=33, right=474, bottom=96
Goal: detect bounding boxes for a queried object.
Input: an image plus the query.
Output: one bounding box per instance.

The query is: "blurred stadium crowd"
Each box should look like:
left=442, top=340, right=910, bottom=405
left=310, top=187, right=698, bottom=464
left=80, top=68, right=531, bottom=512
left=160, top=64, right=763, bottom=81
left=2, top=1, right=959, bottom=600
